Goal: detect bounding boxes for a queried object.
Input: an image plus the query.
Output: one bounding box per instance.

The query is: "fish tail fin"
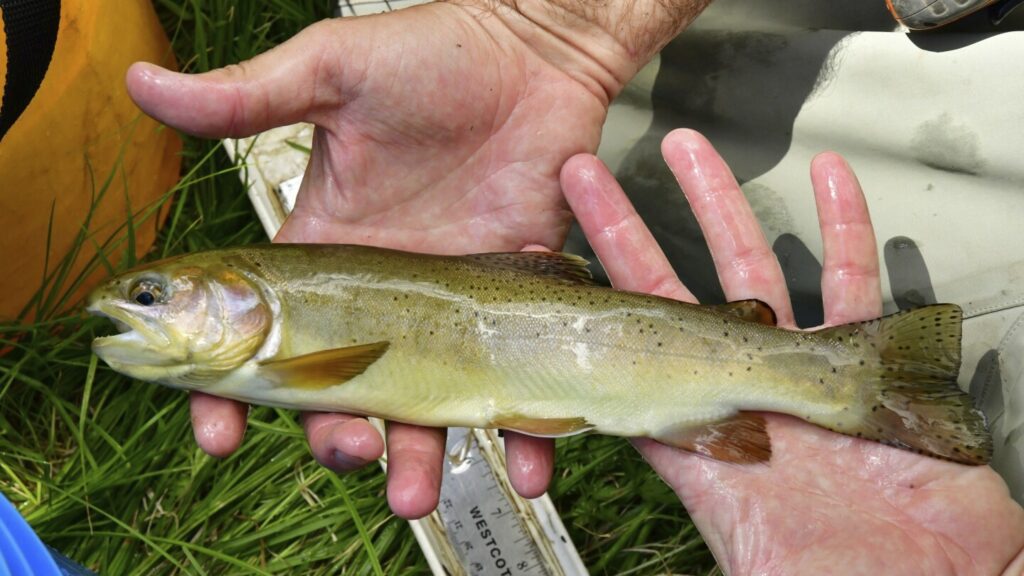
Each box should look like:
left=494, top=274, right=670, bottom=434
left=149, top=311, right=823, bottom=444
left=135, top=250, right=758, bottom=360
left=819, top=304, right=992, bottom=465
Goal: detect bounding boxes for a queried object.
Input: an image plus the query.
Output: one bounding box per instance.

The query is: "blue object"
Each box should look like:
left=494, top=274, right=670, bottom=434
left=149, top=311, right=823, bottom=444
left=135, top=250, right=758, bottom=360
left=0, top=493, right=93, bottom=576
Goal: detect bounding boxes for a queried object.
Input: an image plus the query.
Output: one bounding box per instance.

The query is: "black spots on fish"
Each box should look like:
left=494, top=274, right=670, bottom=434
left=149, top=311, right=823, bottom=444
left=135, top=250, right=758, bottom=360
left=429, top=330, right=435, bottom=336
left=746, top=366, right=752, bottom=372
left=818, top=378, right=825, bottom=385
left=723, top=331, right=730, bottom=337
left=742, top=336, right=748, bottom=343
left=657, top=342, right=663, bottom=347
left=831, top=367, right=837, bottom=374
left=728, top=371, right=733, bottom=377
left=859, top=360, right=866, bottom=366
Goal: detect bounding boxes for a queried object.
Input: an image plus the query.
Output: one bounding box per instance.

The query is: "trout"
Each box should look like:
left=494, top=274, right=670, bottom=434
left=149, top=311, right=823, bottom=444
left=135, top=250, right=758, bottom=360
left=86, top=244, right=991, bottom=465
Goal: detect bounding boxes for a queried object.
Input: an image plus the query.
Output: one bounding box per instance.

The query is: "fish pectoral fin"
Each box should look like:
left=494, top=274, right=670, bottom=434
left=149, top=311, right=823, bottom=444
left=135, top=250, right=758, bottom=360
left=710, top=300, right=777, bottom=326
left=464, top=252, right=593, bottom=285
left=491, top=415, right=593, bottom=437
left=259, top=341, right=390, bottom=390
left=654, top=412, right=771, bottom=464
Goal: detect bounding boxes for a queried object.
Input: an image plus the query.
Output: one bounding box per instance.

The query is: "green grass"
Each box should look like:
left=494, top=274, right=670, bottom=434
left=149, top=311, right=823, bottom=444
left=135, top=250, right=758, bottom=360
left=0, top=1, right=717, bottom=573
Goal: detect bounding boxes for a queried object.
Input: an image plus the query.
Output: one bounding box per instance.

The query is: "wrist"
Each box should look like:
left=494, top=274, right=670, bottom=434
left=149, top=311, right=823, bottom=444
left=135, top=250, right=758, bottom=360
left=448, top=0, right=712, bottom=103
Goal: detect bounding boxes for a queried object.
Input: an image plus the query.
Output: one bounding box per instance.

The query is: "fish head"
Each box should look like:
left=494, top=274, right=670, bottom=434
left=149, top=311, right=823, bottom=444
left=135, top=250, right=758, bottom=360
left=86, top=254, right=273, bottom=388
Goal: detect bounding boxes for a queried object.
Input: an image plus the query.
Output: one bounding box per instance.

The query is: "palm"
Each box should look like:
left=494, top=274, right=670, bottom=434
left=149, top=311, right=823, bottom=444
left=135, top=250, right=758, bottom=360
left=563, top=130, right=1024, bottom=574
left=127, top=3, right=608, bottom=516
left=640, top=417, right=1020, bottom=573
left=276, top=5, right=606, bottom=252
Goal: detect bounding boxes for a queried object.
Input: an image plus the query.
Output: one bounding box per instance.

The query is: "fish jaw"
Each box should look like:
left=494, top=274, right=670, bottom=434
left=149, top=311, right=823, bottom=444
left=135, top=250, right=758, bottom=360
left=87, top=298, right=190, bottom=382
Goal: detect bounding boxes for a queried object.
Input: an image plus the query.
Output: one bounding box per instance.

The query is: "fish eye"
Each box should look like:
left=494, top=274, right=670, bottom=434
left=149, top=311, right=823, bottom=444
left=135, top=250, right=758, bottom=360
left=129, top=279, right=165, bottom=306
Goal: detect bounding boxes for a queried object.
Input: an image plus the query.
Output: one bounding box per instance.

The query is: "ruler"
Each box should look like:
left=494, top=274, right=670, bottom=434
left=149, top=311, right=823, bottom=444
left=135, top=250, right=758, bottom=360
left=222, top=117, right=586, bottom=575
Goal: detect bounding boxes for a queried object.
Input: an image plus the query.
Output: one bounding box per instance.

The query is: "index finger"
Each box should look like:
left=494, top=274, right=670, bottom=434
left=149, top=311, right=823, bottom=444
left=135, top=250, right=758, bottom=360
left=560, top=154, right=695, bottom=302
left=189, top=392, right=248, bottom=457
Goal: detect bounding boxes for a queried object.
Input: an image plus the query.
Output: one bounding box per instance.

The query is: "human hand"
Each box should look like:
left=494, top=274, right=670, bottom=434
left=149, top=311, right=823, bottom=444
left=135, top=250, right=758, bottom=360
left=125, top=1, right=710, bottom=517
left=561, top=128, right=1024, bottom=574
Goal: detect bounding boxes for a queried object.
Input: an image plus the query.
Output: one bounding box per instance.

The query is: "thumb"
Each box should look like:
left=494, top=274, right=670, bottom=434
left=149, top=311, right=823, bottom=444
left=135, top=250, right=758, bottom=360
left=127, top=20, right=353, bottom=138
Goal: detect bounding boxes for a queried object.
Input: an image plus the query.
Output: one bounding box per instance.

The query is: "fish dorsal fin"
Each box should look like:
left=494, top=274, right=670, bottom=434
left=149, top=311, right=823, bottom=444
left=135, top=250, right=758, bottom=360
left=491, top=414, right=594, bottom=437
left=464, top=252, right=594, bottom=285
left=710, top=300, right=777, bottom=326
left=259, top=341, right=390, bottom=390
left=654, top=412, right=772, bottom=464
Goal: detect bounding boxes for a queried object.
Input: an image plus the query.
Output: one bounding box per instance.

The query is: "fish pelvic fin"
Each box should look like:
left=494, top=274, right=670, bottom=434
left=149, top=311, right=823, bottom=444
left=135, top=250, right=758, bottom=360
left=491, top=415, right=594, bottom=437
left=259, top=341, right=390, bottom=390
left=653, top=412, right=771, bottom=464
left=710, top=300, right=777, bottom=326
left=820, top=304, right=992, bottom=465
left=464, top=252, right=594, bottom=285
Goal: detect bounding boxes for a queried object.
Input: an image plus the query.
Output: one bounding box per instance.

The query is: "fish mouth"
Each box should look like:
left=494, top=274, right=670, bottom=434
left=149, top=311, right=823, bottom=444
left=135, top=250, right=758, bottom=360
left=87, top=301, right=173, bottom=363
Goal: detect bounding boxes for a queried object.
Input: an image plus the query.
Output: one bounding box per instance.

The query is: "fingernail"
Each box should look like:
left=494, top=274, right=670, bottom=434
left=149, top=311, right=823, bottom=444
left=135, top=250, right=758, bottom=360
left=332, top=449, right=368, bottom=471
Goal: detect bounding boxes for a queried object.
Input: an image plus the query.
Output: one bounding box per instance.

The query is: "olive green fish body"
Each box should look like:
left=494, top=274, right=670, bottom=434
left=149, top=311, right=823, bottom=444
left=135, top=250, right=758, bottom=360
left=88, top=244, right=991, bottom=465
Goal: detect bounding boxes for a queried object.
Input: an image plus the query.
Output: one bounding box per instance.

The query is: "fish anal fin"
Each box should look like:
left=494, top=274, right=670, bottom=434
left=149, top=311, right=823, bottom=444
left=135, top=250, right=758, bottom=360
left=655, top=412, right=772, bottom=464
left=710, top=300, right=777, bottom=326
left=465, top=252, right=593, bottom=285
left=491, top=415, right=593, bottom=437
left=259, top=341, right=390, bottom=390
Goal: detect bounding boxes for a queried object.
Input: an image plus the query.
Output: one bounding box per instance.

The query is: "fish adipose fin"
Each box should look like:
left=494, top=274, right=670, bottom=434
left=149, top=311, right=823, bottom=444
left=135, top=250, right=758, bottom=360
left=654, top=412, right=771, bottom=464
left=259, top=341, right=390, bottom=390
left=464, top=252, right=594, bottom=285
left=710, top=300, right=777, bottom=326
left=817, top=304, right=992, bottom=465
left=491, top=415, right=593, bottom=437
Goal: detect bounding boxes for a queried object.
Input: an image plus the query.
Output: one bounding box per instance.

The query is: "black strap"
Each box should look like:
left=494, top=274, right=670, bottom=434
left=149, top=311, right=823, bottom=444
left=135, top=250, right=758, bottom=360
left=991, top=0, right=1024, bottom=23
left=0, top=0, right=61, bottom=141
